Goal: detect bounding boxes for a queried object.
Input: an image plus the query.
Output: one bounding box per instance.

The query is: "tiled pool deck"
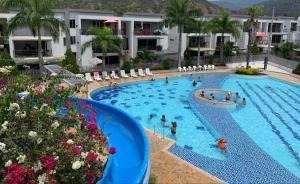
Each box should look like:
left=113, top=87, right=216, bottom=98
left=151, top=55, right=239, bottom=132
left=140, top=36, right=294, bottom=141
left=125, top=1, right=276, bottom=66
left=169, top=73, right=300, bottom=183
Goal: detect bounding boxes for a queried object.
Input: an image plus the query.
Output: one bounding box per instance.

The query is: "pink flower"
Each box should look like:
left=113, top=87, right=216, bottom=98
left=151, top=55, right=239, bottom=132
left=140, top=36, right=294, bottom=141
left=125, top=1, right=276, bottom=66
left=27, top=180, right=37, bottom=184
left=40, top=155, right=56, bottom=172
left=4, top=162, right=26, bottom=184
left=87, top=170, right=96, bottom=184
left=87, top=124, right=98, bottom=131
left=26, top=167, right=34, bottom=176
left=49, top=178, right=57, bottom=184
left=34, top=86, right=44, bottom=94
left=81, top=99, right=87, bottom=104
left=89, top=116, right=97, bottom=124
left=91, top=110, right=97, bottom=115
left=73, top=146, right=82, bottom=157
left=109, top=147, right=116, bottom=154
left=86, top=152, right=98, bottom=163
left=89, top=134, right=97, bottom=139
left=79, top=114, right=85, bottom=119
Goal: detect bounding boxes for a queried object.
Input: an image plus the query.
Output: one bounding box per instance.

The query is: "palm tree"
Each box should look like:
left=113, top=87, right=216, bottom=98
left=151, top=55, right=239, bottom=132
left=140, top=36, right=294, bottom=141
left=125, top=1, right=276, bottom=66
left=187, top=19, right=211, bottom=66
left=0, top=0, right=67, bottom=75
left=211, top=9, right=241, bottom=64
left=163, top=0, right=200, bottom=67
left=245, top=6, right=263, bottom=68
left=81, top=26, right=122, bottom=69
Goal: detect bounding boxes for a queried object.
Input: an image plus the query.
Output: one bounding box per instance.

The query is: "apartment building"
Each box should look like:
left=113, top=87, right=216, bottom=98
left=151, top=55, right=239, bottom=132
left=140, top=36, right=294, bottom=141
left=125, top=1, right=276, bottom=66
left=0, top=10, right=299, bottom=70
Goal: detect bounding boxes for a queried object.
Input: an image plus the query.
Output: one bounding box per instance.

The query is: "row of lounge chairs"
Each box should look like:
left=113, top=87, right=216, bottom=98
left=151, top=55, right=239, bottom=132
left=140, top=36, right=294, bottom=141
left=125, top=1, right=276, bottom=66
left=79, top=68, right=154, bottom=82
left=178, top=65, right=215, bottom=72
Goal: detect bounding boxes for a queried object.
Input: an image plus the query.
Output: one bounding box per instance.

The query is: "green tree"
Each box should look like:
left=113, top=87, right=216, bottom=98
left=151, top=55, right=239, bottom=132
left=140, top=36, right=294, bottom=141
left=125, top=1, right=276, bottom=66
left=163, top=0, right=200, bottom=67
left=62, top=49, right=80, bottom=74
left=81, top=26, right=122, bottom=69
left=211, top=9, right=240, bottom=64
left=0, top=49, right=16, bottom=67
left=280, top=42, right=294, bottom=59
left=245, top=5, right=263, bottom=68
left=0, top=0, right=67, bottom=75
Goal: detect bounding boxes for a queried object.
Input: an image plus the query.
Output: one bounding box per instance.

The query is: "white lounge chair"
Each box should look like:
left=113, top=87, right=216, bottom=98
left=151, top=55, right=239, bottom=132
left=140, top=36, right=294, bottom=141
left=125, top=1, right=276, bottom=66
left=178, top=67, right=182, bottom=72
left=120, top=70, right=129, bottom=78
left=193, top=66, right=197, bottom=71
left=138, top=69, right=146, bottom=77
left=188, top=66, right=193, bottom=71
left=111, top=71, right=119, bottom=79
left=102, top=71, right=111, bottom=80
left=75, top=74, right=84, bottom=79
left=183, top=67, right=187, bottom=72
left=212, top=65, right=215, bottom=70
left=198, top=65, right=203, bottom=71
left=203, top=65, right=207, bottom=71
left=130, top=69, right=138, bottom=78
left=208, top=65, right=212, bottom=70
left=145, top=68, right=153, bottom=76
left=85, top=73, right=93, bottom=82
left=93, top=72, right=102, bottom=81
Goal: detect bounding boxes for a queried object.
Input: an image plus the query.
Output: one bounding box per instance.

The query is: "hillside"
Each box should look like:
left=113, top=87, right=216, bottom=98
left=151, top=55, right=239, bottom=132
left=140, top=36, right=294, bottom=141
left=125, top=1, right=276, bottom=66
left=209, top=0, right=266, bottom=10
left=259, top=0, right=300, bottom=17
left=58, top=0, right=220, bottom=15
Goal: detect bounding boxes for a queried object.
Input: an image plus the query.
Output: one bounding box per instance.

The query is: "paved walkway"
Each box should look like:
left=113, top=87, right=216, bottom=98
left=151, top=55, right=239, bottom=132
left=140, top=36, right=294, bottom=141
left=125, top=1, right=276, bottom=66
left=169, top=73, right=300, bottom=183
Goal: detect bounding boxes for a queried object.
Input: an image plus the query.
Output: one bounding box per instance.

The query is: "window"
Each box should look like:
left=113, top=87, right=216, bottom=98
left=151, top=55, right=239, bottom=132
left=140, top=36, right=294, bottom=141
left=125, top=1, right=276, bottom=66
left=63, top=36, right=76, bottom=46
left=69, top=19, right=76, bottom=28
left=291, top=23, right=297, bottom=32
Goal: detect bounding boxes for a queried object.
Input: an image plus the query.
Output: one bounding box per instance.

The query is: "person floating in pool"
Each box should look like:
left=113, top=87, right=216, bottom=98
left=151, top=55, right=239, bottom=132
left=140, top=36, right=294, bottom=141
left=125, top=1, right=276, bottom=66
left=200, top=91, right=205, bottom=97
left=242, top=98, right=247, bottom=105
left=192, top=81, right=197, bottom=87
left=235, top=92, right=241, bottom=99
left=225, top=92, right=231, bottom=101
left=150, top=78, right=155, bottom=81
left=209, top=93, right=214, bottom=100
left=161, top=115, right=167, bottom=126
left=217, top=138, right=228, bottom=150
left=165, top=77, right=169, bottom=84
left=170, top=121, right=177, bottom=135
left=149, top=114, right=153, bottom=120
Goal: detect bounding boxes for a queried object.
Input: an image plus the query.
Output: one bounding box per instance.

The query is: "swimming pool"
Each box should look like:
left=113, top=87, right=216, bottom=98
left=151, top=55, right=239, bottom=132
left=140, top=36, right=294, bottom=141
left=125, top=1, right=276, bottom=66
left=91, top=73, right=300, bottom=182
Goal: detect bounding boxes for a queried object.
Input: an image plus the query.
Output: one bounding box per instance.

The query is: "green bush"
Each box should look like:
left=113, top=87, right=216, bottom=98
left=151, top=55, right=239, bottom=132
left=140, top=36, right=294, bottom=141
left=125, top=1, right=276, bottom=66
left=149, top=174, right=157, bottom=184
left=251, top=43, right=260, bottom=55
left=293, top=63, right=300, bottom=75
left=162, top=58, right=171, bottom=70
left=0, top=49, right=16, bottom=67
left=235, top=68, right=260, bottom=75
left=280, top=42, right=294, bottom=59
left=122, top=61, right=132, bottom=73
left=62, top=49, right=80, bottom=74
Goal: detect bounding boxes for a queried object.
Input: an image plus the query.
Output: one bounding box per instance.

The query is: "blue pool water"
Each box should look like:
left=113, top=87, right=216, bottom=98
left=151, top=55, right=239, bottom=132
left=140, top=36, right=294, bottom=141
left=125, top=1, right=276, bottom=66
left=91, top=77, right=226, bottom=160
left=222, top=75, right=300, bottom=178
left=91, top=74, right=300, bottom=181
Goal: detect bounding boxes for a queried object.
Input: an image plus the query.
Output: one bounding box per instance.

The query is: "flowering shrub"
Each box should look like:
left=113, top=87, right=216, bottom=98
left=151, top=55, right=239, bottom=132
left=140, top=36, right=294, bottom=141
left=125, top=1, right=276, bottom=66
left=0, top=75, right=111, bottom=183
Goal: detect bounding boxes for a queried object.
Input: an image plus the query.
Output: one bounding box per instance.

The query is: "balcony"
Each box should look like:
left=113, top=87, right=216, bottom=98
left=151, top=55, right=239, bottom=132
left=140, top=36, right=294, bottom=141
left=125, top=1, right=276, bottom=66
left=13, top=40, right=52, bottom=57
left=12, top=27, right=50, bottom=37
left=134, top=22, right=166, bottom=36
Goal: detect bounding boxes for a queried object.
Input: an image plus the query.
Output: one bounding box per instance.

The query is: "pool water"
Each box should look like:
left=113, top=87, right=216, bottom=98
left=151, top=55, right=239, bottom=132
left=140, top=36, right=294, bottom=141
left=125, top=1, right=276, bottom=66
left=91, top=77, right=226, bottom=160
left=91, top=74, right=300, bottom=178
left=222, top=75, right=300, bottom=178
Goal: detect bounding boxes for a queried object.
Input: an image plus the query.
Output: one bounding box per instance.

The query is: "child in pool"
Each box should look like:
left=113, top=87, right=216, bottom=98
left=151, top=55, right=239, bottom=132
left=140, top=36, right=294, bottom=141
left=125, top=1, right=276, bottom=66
left=161, top=115, right=167, bottom=126
left=170, top=122, right=177, bottom=135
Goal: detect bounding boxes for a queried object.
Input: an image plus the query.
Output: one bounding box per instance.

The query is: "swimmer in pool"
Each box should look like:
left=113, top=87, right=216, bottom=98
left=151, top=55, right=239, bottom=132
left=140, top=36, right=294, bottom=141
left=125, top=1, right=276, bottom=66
left=192, top=81, right=197, bottom=87
left=161, top=115, right=167, bottom=126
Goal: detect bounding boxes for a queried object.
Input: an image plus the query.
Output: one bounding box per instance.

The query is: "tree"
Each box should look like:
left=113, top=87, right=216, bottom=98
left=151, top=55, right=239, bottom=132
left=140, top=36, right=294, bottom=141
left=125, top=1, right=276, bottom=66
left=81, top=26, right=122, bottom=69
left=62, top=49, right=80, bottom=74
left=163, top=0, right=200, bottom=67
left=1, top=0, right=67, bottom=75
left=245, top=5, right=263, bottom=68
left=211, top=9, right=240, bottom=64
left=280, top=42, right=294, bottom=59
left=187, top=19, right=211, bottom=66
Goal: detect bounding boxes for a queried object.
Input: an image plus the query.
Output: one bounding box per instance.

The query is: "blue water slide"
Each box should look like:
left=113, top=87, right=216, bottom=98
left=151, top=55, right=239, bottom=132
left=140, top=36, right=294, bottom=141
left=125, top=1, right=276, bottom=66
left=74, top=98, right=150, bottom=184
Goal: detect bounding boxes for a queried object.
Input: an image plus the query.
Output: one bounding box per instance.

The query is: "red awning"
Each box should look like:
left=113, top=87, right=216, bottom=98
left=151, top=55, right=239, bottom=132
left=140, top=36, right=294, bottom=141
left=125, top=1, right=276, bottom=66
left=256, top=32, right=269, bottom=37
left=104, top=19, right=118, bottom=24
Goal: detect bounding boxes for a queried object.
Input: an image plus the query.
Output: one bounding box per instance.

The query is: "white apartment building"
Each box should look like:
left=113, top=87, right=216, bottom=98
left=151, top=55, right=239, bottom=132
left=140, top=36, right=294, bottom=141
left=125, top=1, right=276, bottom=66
left=0, top=9, right=299, bottom=70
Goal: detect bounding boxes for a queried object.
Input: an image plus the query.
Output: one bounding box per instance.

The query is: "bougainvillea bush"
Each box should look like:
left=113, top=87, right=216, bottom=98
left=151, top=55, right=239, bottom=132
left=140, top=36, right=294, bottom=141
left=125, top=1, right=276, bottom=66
left=0, top=75, right=111, bottom=184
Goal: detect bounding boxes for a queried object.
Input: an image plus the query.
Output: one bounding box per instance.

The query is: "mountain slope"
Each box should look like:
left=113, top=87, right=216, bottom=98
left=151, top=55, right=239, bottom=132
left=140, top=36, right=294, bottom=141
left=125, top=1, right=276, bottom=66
left=58, top=0, right=220, bottom=14
left=259, top=0, right=300, bottom=16
left=209, top=0, right=266, bottom=10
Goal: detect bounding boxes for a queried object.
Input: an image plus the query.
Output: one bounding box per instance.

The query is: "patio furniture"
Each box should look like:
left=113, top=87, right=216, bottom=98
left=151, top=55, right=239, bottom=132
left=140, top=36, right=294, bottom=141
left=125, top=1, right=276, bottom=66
left=102, top=71, right=111, bottom=80
left=120, top=70, right=129, bottom=78
left=130, top=69, right=138, bottom=78
left=183, top=67, right=187, bottom=72
left=138, top=69, right=146, bottom=77
left=85, top=73, right=94, bottom=82
left=93, top=72, right=102, bottom=81
left=178, top=67, right=182, bottom=72
left=193, top=66, right=197, bottom=71
left=111, top=71, right=119, bottom=79
left=188, top=66, right=193, bottom=71
left=145, top=68, right=153, bottom=76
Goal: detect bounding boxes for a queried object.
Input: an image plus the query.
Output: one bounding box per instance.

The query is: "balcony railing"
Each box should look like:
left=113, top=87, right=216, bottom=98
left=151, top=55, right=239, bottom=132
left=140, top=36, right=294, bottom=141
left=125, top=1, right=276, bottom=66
left=14, top=49, right=52, bottom=57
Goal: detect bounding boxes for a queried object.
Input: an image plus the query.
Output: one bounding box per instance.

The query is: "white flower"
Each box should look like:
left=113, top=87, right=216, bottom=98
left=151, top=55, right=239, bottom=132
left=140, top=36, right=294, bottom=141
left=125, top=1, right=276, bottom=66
left=47, top=110, right=56, bottom=116
left=67, top=139, right=74, bottom=144
left=38, top=173, right=48, bottom=184
left=37, top=138, right=43, bottom=144
left=34, top=161, right=42, bottom=172
left=0, top=142, right=6, bottom=152
left=99, top=155, right=108, bottom=166
left=8, top=103, right=20, bottom=111
left=15, top=111, right=26, bottom=118
left=17, top=154, right=26, bottom=164
left=72, top=160, right=83, bottom=170
left=28, top=131, right=38, bottom=138
left=81, top=152, right=88, bottom=159
left=1, top=121, right=8, bottom=131
left=51, top=120, right=59, bottom=129
left=5, top=160, right=12, bottom=167
left=39, top=103, right=48, bottom=111
left=51, top=72, right=58, bottom=76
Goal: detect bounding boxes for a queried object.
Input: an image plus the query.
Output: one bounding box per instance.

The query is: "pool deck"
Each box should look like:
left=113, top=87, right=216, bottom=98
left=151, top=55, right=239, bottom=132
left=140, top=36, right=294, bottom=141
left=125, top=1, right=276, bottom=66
left=77, top=68, right=300, bottom=183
